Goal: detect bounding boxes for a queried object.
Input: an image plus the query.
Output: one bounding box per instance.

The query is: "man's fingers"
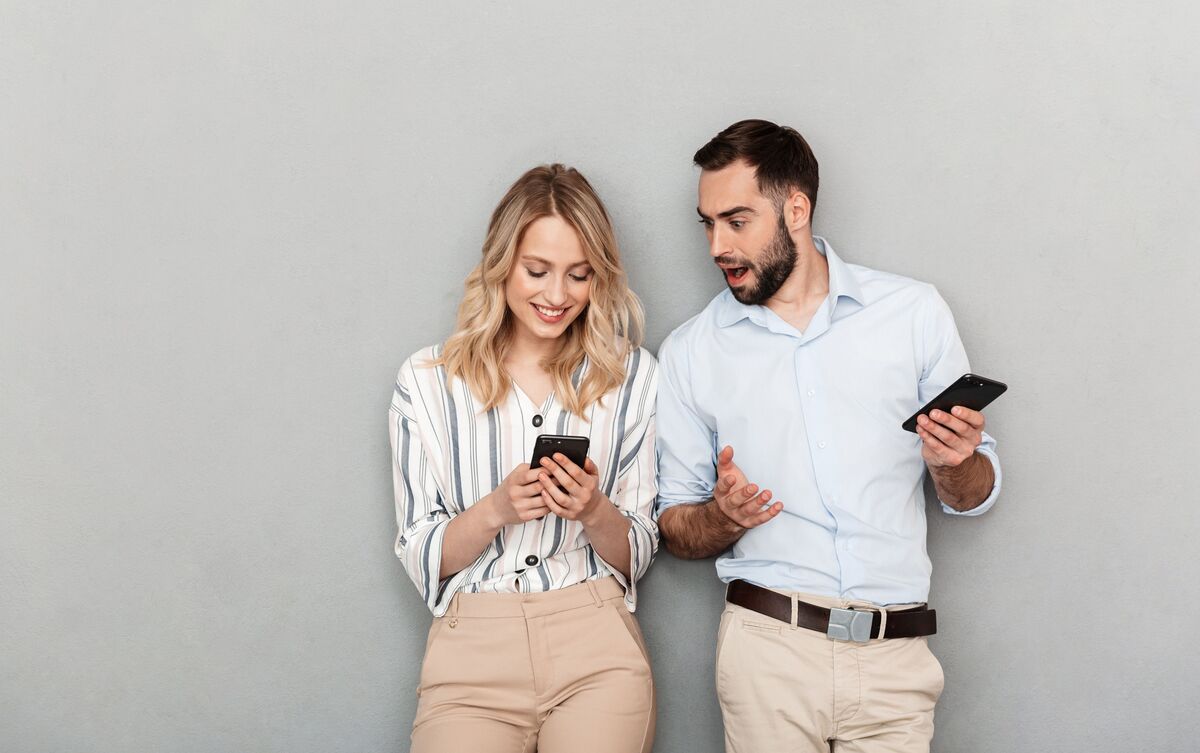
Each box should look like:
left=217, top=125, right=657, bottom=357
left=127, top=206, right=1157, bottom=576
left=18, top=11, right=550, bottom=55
left=927, top=409, right=975, bottom=440
left=917, top=425, right=956, bottom=463
left=717, top=445, right=735, bottom=469
left=950, top=406, right=986, bottom=430
left=718, top=474, right=736, bottom=494
left=741, top=501, right=784, bottom=528
left=733, top=489, right=775, bottom=522
left=917, top=413, right=968, bottom=450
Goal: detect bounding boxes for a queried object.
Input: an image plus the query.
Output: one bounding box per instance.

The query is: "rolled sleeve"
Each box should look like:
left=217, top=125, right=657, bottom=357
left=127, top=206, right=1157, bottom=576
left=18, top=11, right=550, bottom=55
left=389, top=364, right=453, bottom=614
left=919, top=286, right=1004, bottom=517
left=654, top=334, right=718, bottom=517
left=598, top=366, right=660, bottom=613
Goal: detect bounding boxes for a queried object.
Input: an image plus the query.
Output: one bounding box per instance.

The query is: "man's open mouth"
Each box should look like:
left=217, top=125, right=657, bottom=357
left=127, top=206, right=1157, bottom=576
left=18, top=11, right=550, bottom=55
left=722, top=266, right=749, bottom=283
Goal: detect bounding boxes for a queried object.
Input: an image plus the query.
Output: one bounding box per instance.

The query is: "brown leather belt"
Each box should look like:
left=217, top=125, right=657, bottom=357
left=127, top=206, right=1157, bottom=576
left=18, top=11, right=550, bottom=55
left=726, top=579, right=937, bottom=641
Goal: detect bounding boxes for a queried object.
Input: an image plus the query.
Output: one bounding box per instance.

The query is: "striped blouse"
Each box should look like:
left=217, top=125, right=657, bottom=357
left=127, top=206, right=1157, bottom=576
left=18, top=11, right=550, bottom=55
left=389, top=343, right=660, bottom=617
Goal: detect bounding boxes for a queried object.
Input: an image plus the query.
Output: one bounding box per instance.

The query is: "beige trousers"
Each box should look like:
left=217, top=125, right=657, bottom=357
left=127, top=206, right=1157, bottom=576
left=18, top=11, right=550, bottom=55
left=411, top=576, right=655, bottom=753
left=716, top=591, right=945, bottom=753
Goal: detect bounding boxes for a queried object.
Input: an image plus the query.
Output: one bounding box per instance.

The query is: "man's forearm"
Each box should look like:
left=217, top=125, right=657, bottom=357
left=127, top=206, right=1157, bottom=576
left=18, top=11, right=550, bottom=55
left=659, top=500, right=746, bottom=559
left=930, top=452, right=995, bottom=512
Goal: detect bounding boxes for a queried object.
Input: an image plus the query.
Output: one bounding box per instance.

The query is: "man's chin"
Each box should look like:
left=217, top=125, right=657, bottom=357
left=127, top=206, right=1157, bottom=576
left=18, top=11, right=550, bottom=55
left=728, top=285, right=762, bottom=305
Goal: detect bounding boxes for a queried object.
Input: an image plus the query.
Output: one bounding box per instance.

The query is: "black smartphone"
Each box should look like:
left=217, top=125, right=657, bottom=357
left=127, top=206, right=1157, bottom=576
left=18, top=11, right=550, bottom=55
left=902, top=373, right=1007, bottom=433
left=530, top=434, right=590, bottom=471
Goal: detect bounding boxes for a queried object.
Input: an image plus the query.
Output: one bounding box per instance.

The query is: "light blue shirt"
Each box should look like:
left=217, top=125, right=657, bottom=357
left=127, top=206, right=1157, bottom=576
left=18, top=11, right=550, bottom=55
left=655, top=237, right=1001, bottom=605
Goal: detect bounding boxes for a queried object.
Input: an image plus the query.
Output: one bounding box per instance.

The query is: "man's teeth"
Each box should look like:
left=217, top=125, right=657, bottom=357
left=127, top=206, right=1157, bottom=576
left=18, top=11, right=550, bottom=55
left=534, top=304, right=565, bottom=317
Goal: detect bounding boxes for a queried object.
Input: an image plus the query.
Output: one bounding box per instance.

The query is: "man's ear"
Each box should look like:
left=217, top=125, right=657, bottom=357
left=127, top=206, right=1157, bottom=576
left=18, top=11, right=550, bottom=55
left=786, top=190, right=812, bottom=231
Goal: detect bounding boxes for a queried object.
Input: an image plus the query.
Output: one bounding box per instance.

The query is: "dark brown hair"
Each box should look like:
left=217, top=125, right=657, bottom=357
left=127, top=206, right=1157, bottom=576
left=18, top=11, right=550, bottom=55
left=693, top=119, right=820, bottom=215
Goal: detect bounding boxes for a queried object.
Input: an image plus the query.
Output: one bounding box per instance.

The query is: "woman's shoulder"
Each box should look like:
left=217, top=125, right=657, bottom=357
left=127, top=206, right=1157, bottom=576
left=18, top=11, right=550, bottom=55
left=399, top=343, right=443, bottom=370
left=608, top=345, right=657, bottom=396
left=394, top=344, right=447, bottom=396
left=625, top=345, right=658, bottom=374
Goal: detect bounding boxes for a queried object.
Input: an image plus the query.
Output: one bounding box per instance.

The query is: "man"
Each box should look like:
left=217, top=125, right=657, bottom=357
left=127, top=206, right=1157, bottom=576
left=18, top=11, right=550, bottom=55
left=655, top=119, right=1002, bottom=753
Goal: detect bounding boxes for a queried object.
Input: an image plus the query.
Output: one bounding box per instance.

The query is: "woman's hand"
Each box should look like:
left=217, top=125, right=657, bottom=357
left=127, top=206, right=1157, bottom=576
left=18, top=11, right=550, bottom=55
left=486, top=464, right=550, bottom=528
left=536, top=454, right=608, bottom=526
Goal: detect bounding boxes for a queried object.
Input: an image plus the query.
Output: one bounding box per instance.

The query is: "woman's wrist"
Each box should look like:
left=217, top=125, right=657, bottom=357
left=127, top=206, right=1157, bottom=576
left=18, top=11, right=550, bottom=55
left=475, top=492, right=506, bottom=533
left=579, top=494, right=620, bottom=530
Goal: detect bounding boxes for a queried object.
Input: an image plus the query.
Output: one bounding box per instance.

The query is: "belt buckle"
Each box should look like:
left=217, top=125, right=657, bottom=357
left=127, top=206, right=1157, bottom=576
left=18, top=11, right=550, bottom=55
left=827, top=607, right=873, bottom=642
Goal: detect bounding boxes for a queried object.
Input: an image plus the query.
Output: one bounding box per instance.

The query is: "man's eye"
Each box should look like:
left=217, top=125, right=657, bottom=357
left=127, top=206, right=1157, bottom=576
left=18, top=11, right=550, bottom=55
left=730, top=221, right=745, bottom=229
left=698, top=219, right=713, bottom=228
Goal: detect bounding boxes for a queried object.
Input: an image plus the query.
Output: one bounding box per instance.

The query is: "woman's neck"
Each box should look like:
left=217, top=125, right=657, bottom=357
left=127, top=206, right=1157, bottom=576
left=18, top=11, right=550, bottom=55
left=505, top=327, right=560, bottom=368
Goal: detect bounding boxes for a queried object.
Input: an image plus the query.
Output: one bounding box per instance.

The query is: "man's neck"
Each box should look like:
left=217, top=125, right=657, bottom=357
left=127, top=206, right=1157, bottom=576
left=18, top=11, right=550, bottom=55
left=764, top=236, right=830, bottom=333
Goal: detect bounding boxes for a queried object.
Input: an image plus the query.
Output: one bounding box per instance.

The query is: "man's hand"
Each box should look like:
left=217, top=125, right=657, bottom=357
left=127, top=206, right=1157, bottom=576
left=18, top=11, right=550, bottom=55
left=712, top=445, right=783, bottom=529
left=916, top=407, right=984, bottom=467
left=658, top=445, right=783, bottom=559
left=918, top=406, right=995, bottom=511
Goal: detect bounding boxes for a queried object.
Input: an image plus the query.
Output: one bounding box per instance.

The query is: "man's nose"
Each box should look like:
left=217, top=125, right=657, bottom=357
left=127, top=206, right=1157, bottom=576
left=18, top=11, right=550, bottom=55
left=709, top=226, right=728, bottom=258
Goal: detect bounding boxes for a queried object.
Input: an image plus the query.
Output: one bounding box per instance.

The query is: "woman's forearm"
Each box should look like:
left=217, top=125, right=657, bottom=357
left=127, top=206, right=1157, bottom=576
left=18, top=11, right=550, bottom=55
left=581, top=500, right=634, bottom=579
left=438, top=495, right=504, bottom=578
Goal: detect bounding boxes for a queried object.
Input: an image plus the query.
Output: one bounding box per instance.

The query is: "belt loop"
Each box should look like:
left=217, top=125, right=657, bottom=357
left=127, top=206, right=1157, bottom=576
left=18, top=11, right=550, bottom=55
left=876, top=607, right=887, bottom=640
left=587, top=580, right=604, bottom=608
left=447, top=594, right=460, bottom=628
left=789, top=593, right=799, bottom=630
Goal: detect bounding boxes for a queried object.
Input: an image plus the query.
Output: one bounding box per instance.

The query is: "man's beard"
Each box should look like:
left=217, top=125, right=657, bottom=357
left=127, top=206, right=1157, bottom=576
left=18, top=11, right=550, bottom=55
left=727, top=214, right=798, bottom=306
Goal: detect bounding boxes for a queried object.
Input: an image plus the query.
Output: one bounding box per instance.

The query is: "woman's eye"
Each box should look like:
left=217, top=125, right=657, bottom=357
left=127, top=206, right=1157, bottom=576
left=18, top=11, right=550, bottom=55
left=526, top=269, right=548, bottom=279
left=569, top=273, right=591, bottom=282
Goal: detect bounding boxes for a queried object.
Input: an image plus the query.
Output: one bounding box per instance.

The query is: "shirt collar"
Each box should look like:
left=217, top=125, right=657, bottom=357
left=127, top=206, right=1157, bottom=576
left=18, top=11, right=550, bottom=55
left=714, top=235, right=866, bottom=328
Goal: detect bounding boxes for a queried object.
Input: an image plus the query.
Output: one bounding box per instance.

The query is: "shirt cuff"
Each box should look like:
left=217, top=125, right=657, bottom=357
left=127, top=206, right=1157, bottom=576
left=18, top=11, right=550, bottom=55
left=653, top=493, right=711, bottom=520
left=594, top=512, right=658, bottom=613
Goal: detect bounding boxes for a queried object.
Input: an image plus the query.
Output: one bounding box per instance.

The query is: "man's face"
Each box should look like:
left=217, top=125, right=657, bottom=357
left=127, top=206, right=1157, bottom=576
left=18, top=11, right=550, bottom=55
left=697, top=160, right=797, bottom=306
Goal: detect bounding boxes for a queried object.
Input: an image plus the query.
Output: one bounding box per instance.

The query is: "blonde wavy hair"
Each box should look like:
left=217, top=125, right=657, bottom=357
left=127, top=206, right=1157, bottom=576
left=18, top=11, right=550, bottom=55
left=433, top=164, right=644, bottom=417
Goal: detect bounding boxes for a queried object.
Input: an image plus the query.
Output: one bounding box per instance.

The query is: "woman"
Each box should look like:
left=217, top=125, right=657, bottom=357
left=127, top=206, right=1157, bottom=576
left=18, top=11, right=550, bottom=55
left=389, top=164, right=658, bottom=753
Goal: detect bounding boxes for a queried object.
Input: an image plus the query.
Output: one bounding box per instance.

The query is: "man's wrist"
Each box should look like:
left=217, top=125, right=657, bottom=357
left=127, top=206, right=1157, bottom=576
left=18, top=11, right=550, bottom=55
left=705, top=497, right=744, bottom=536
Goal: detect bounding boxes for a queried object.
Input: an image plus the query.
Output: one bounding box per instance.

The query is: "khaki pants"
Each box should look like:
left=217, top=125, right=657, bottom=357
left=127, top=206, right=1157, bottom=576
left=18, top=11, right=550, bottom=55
left=716, top=591, right=945, bottom=753
left=411, top=577, right=655, bottom=753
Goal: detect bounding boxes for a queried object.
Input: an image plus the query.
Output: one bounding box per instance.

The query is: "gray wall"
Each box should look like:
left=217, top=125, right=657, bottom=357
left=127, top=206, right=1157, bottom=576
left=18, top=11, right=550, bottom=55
left=3, top=2, right=1197, bottom=751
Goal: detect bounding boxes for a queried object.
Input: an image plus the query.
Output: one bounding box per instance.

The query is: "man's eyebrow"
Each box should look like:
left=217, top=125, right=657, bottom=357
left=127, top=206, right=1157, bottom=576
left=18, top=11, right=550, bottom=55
left=696, top=206, right=758, bottom=221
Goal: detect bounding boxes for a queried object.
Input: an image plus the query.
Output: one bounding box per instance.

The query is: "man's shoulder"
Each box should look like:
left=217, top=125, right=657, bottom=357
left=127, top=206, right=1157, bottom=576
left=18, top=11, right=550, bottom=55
left=845, top=261, right=950, bottom=318
left=849, top=261, right=938, bottom=299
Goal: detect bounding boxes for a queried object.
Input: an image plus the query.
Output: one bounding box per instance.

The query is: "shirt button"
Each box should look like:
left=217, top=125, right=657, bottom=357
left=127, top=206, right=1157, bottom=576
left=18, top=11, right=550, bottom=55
left=532, top=414, right=543, bottom=427
left=818, top=441, right=827, bottom=449
left=807, top=389, right=815, bottom=396
left=525, top=555, right=539, bottom=566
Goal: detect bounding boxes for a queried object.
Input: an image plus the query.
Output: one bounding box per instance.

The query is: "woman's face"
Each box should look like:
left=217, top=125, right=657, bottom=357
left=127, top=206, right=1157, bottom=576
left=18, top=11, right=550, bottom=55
left=504, top=215, right=593, bottom=346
